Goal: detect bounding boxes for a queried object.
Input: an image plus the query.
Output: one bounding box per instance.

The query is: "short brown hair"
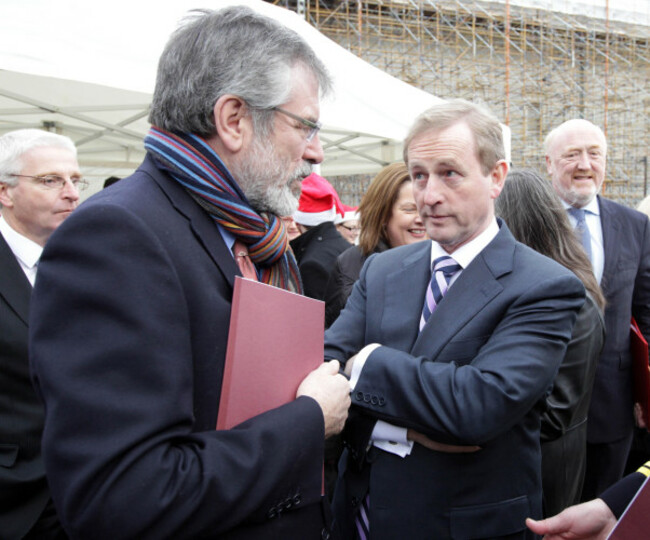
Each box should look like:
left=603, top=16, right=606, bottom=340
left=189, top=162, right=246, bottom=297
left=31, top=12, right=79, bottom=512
left=403, top=99, right=505, bottom=175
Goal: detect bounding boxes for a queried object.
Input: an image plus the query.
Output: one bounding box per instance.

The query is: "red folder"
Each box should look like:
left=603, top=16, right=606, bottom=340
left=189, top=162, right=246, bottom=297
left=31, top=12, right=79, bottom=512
left=216, top=277, right=325, bottom=431
left=607, top=475, right=650, bottom=539
left=630, top=317, right=650, bottom=429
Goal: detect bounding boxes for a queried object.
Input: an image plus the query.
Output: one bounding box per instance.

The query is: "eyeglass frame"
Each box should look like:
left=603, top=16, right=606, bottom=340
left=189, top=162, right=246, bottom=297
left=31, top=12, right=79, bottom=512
left=10, top=174, right=89, bottom=191
left=271, top=106, right=322, bottom=142
left=339, top=224, right=361, bottom=233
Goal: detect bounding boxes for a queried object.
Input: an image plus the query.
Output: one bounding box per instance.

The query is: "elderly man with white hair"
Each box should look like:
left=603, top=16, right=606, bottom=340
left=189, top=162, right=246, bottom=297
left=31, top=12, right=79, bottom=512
left=545, top=118, right=650, bottom=502
left=0, top=128, right=83, bottom=539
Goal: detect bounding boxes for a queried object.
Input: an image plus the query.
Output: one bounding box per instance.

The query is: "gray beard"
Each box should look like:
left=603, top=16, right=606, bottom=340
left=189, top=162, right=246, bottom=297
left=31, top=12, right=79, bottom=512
left=234, top=138, right=312, bottom=217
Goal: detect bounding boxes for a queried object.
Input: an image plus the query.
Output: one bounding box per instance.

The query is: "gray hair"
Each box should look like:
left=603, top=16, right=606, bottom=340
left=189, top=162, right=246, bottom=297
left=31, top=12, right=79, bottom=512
left=149, top=6, right=332, bottom=139
left=403, top=99, right=505, bottom=175
left=0, top=129, right=77, bottom=186
left=544, top=118, right=607, bottom=156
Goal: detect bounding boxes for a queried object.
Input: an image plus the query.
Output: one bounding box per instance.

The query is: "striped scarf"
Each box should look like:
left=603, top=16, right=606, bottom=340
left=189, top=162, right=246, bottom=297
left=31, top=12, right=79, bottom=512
left=144, top=126, right=302, bottom=293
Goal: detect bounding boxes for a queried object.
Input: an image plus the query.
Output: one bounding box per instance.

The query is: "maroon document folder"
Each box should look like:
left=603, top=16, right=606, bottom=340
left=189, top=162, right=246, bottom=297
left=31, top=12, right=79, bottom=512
left=631, top=317, right=650, bottom=429
left=608, top=476, right=650, bottom=539
left=216, top=277, right=325, bottom=431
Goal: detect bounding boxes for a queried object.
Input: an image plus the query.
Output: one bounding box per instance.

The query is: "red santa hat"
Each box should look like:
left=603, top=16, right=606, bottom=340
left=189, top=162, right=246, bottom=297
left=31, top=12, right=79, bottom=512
left=293, top=173, right=345, bottom=227
left=334, top=204, right=360, bottom=225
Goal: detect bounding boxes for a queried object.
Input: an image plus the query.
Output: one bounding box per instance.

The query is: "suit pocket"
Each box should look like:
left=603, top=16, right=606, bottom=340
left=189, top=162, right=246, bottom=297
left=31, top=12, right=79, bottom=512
left=450, top=494, right=530, bottom=539
left=0, top=444, right=19, bottom=467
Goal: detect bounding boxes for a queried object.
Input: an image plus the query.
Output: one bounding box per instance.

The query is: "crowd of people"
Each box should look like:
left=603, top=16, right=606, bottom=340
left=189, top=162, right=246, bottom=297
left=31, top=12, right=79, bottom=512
left=1, top=5, right=649, bottom=540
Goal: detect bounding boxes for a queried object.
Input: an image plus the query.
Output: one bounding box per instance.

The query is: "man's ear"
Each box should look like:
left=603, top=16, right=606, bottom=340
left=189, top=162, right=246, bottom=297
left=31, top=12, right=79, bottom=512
left=0, top=182, right=14, bottom=208
left=212, top=95, right=252, bottom=154
left=545, top=155, right=553, bottom=175
left=489, top=159, right=508, bottom=199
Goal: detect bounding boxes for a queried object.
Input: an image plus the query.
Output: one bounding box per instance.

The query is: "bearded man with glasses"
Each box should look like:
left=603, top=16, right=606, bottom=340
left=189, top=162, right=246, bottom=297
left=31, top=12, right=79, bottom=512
left=27, top=6, right=350, bottom=539
left=0, top=128, right=82, bottom=539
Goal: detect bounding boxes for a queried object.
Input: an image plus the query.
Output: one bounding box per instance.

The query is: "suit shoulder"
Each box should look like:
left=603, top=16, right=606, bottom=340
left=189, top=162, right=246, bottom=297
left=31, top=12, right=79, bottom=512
left=512, top=241, right=582, bottom=283
left=600, top=197, right=648, bottom=226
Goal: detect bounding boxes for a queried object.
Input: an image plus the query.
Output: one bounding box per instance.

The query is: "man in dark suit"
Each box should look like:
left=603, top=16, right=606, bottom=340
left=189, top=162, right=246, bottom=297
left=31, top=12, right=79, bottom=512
left=0, top=128, right=83, bottom=539
left=325, top=99, right=585, bottom=539
left=28, top=7, right=350, bottom=539
left=545, top=118, right=650, bottom=501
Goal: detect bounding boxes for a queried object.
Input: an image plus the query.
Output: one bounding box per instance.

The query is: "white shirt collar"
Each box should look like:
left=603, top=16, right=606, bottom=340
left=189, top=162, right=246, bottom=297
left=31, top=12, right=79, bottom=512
left=0, top=215, right=42, bottom=270
left=429, top=218, right=500, bottom=269
left=561, top=196, right=600, bottom=216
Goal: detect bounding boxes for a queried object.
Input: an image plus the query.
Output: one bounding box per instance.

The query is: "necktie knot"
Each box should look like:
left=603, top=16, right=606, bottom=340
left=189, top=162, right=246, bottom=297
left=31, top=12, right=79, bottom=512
left=568, top=206, right=587, bottom=223
left=433, top=256, right=462, bottom=278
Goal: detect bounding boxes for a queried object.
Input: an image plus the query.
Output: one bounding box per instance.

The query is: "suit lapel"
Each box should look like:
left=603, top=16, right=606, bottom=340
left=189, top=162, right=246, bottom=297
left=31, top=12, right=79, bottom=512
left=0, top=232, right=31, bottom=325
left=147, top=158, right=239, bottom=291
left=598, top=196, right=621, bottom=290
left=380, top=242, right=432, bottom=352
left=412, top=223, right=514, bottom=358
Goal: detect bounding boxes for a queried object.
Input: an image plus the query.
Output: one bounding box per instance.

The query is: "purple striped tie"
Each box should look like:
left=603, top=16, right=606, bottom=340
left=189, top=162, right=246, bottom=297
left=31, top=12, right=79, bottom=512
left=355, top=493, right=370, bottom=539
left=420, top=256, right=462, bottom=331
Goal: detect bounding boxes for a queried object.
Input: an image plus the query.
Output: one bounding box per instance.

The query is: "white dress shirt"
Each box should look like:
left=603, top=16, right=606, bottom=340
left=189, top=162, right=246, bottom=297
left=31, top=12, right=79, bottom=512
left=349, top=219, right=500, bottom=457
left=0, top=216, right=42, bottom=286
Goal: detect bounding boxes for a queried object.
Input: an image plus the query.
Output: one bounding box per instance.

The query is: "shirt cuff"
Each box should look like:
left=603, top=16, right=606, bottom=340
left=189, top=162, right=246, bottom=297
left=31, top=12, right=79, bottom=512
left=371, top=421, right=414, bottom=457
left=349, top=343, right=381, bottom=390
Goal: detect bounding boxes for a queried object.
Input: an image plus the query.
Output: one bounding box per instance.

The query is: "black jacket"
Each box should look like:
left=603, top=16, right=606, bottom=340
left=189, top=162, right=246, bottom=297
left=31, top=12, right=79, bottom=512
left=290, top=222, right=350, bottom=302
left=323, top=241, right=389, bottom=328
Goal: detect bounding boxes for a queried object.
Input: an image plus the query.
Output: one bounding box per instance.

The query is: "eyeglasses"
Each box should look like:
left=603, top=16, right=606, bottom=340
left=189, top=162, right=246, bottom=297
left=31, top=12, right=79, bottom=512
left=340, top=224, right=361, bottom=232
left=272, top=106, right=322, bottom=142
left=11, top=174, right=89, bottom=191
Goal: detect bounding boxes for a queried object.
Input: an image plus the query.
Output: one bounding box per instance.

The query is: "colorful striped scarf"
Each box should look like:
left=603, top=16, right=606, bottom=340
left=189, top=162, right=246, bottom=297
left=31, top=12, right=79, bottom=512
left=144, top=126, right=302, bottom=293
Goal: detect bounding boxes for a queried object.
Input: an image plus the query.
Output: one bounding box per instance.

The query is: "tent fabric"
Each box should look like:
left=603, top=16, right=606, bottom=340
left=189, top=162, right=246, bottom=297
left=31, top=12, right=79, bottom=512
left=0, top=0, right=509, bottom=197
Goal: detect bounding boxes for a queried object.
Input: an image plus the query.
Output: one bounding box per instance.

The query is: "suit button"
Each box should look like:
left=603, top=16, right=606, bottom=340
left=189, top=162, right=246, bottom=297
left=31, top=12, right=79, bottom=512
left=355, top=391, right=363, bottom=401
left=363, top=393, right=371, bottom=403
left=293, top=494, right=301, bottom=505
left=321, top=528, right=331, bottom=539
left=351, top=496, right=359, bottom=506
left=267, top=507, right=277, bottom=519
left=378, top=397, right=386, bottom=406
left=371, top=396, right=378, bottom=405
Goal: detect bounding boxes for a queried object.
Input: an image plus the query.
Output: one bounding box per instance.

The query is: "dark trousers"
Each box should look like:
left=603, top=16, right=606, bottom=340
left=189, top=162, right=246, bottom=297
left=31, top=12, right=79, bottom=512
left=581, top=434, right=634, bottom=501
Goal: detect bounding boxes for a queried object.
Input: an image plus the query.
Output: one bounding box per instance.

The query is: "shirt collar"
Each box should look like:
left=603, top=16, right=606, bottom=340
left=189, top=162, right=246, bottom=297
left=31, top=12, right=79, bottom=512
left=561, top=196, right=600, bottom=216
left=429, top=218, right=500, bottom=269
left=0, top=215, right=42, bottom=270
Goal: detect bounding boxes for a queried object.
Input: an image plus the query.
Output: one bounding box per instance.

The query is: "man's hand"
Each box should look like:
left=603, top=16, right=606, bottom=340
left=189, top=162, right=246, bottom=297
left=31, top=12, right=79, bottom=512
left=297, top=360, right=351, bottom=438
left=634, top=402, right=646, bottom=429
left=343, top=354, right=357, bottom=378
left=525, top=498, right=617, bottom=540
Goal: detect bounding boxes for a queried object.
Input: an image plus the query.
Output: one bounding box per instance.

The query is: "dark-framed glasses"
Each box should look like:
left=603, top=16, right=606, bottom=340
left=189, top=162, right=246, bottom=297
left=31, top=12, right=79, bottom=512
left=340, top=224, right=361, bottom=232
left=11, top=174, right=89, bottom=191
left=272, top=106, right=322, bottom=142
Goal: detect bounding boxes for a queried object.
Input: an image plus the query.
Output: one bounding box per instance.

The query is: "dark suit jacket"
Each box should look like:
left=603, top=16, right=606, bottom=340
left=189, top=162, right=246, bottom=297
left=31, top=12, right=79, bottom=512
left=324, top=222, right=585, bottom=540
left=0, top=232, right=53, bottom=539
left=29, top=155, right=330, bottom=539
left=290, top=221, right=351, bottom=301
left=541, top=294, right=605, bottom=516
left=587, top=196, right=650, bottom=443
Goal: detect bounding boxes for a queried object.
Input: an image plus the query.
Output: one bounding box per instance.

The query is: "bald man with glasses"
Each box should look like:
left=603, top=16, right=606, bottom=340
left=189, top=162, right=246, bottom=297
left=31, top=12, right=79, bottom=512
left=0, top=128, right=83, bottom=539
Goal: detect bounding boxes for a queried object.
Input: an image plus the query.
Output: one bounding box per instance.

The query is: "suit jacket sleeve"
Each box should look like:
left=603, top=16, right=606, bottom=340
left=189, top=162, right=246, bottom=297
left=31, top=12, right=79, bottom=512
left=325, top=245, right=585, bottom=446
left=29, top=197, right=325, bottom=539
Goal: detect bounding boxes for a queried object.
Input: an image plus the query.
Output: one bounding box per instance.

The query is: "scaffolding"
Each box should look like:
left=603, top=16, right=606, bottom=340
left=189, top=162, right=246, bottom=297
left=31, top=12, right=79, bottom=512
left=269, top=0, right=649, bottom=205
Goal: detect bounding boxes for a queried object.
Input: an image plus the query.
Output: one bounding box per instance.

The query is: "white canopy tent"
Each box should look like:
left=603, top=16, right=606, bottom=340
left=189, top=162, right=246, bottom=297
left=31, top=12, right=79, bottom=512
left=0, top=0, right=510, bottom=196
